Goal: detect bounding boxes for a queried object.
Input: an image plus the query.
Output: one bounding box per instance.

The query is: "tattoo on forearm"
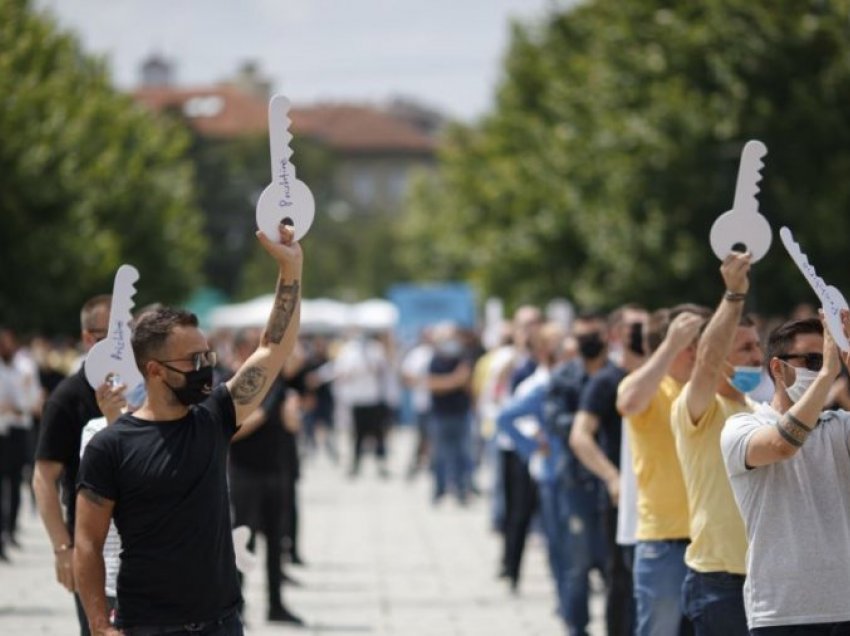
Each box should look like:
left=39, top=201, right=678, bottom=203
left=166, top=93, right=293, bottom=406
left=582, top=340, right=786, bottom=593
left=230, top=366, right=267, bottom=405
left=262, top=279, right=300, bottom=345
left=80, top=488, right=108, bottom=507
left=776, top=413, right=814, bottom=448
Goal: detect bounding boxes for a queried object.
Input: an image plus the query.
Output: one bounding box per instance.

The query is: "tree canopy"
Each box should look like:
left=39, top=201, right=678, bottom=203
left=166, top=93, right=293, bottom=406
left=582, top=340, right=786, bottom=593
left=401, top=0, right=850, bottom=315
left=0, top=0, right=206, bottom=334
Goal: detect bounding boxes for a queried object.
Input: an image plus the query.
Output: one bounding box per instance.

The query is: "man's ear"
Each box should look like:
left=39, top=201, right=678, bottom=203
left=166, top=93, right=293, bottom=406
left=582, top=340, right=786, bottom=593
left=144, top=359, right=161, bottom=380
left=81, top=331, right=96, bottom=349
left=767, top=357, right=784, bottom=387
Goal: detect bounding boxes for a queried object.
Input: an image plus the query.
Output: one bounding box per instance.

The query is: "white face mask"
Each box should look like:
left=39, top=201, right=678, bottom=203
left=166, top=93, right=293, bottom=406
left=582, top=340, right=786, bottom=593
left=783, top=362, right=819, bottom=403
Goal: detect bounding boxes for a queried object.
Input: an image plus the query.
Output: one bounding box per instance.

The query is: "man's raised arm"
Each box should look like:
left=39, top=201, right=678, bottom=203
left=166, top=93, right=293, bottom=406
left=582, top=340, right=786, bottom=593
left=227, top=224, right=303, bottom=424
left=617, top=311, right=703, bottom=417
left=686, top=252, right=750, bottom=423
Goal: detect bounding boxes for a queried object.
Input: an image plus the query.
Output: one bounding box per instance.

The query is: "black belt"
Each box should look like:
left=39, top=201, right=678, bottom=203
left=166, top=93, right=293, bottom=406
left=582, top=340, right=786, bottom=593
left=121, top=609, right=238, bottom=635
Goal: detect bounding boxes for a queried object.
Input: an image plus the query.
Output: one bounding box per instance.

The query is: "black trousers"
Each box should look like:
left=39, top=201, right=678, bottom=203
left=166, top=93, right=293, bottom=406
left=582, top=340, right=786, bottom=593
left=2, top=427, right=29, bottom=537
left=605, top=504, right=635, bottom=636
left=229, top=467, right=288, bottom=611
left=502, top=449, right=538, bottom=584
left=351, top=403, right=387, bottom=470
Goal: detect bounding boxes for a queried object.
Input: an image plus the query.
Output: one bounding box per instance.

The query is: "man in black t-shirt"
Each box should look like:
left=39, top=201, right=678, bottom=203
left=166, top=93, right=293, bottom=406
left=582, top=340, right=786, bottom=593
left=32, top=293, right=111, bottom=636
left=570, top=305, right=647, bottom=636
left=74, top=223, right=303, bottom=636
left=427, top=323, right=473, bottom=504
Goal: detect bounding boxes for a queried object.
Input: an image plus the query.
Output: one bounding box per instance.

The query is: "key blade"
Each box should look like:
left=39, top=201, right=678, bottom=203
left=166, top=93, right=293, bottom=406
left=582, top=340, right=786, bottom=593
left=732, top=140, right=767, bottom=215
left=84, top=264, right=145, bottom=391
left=268, top=95, right=294, bottom=180
left=780, top=226, right=850, bottom=352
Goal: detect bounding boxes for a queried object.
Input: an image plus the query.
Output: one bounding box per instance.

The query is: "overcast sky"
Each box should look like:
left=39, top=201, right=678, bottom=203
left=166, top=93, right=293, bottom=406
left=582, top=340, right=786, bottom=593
left=35, top=0, right=568, bottom=122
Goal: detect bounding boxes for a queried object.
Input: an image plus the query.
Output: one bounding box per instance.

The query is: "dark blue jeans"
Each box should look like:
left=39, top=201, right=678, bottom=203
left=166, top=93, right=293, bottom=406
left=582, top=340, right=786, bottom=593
left=429, top=412, right=470, bottom=500
left=537, top=480, right=571, bottom=622
left=682, top=568, right=748, bottom=636
left=635, top=539, right=689, bottom=636
left=564, top=482, right=608, bottom=636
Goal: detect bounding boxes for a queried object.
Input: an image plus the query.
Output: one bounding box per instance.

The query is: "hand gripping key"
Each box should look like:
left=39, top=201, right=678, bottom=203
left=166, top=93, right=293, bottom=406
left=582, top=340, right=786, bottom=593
left=255, top=95, right=315, bottom=242
left=780, top=226, right=850, bottom=352
left=85, top=265, right=145, bottom=393
left=709, top=140, right=772, bottom=262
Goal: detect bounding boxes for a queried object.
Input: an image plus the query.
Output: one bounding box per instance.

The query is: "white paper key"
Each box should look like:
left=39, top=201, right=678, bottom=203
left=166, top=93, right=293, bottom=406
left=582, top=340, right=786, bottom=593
left=779, top=226, right=850, bottom=352
left=709, top=140, right=772, bottom=262
left=255, top=95, right=315, bottom=242
left=232, top=526, right=257, bottom=574
left=84, top=264, right=145, bottom=392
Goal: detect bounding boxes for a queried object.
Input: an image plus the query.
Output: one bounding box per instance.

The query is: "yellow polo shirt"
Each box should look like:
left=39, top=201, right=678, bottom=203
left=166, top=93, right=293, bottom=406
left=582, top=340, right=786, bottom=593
left=624, top=375, right=690, bottom=541
left=670, top=385, right=750, bottom=574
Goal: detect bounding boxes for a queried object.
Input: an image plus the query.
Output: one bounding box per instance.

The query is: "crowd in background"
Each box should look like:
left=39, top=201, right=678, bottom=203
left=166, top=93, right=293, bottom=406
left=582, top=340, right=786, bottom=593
left=4, top=265, right=850, bottom=635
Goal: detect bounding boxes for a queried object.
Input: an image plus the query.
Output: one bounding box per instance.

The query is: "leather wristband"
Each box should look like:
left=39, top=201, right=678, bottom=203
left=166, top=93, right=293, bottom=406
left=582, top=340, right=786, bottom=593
left=724, top=291, right=747, bottom=302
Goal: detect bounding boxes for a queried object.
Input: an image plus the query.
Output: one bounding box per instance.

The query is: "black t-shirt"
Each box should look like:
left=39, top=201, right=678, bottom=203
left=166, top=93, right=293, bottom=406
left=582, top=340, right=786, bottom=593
left=578, top=362, right=627, bottom=468
left=77, top=385, right=240, bottom=627
left=429, top=354, right=471, bottom=415
left=35, top=364, right=101, bottom=535
left=230, top=377, right=298, bottom=478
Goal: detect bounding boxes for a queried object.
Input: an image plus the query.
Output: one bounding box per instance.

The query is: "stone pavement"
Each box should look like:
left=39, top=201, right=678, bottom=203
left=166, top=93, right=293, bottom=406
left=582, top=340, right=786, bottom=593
left=0, top=428, right=604, bottom=635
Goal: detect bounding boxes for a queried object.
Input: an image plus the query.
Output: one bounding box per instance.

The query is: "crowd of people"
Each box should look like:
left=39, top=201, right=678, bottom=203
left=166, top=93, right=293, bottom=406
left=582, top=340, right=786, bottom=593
left=3, top=228, right=850, bottom=636
left=393, top=251, right=850, bottom=636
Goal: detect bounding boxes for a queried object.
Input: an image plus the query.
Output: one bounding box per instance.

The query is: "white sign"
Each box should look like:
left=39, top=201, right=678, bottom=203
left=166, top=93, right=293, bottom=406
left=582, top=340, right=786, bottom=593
left=779, top=227, right=849, bottom=352
left=255, top=94, right=315, bottom=242
left=709, top=140, right=772, bottom=262
left=85, top=265, right=145, bottom=392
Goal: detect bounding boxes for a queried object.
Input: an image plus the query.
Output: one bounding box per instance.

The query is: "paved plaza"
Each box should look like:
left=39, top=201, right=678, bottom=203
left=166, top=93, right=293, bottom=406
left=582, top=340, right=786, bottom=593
left=0, top=428, right=604, bottom=635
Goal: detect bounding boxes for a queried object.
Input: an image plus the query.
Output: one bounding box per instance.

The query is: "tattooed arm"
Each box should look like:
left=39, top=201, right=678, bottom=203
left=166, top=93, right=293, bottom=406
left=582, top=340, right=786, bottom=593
left=74, top=488, right=118, bottom=635
left=227, top=223, right=303, bottom=426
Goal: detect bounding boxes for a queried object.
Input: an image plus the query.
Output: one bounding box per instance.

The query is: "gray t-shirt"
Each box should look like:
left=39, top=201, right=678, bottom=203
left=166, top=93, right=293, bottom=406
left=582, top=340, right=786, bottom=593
left=721, top=403, right=850, bottom=628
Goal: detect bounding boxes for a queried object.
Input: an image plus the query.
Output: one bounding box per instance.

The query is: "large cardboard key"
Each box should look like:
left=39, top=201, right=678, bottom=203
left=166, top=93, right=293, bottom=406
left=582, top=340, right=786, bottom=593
left=780, top=227, right=850, bottom=352
left=710, top=140, right=772, bottom=262
left=256, top=94, right=315, bottom=242
left=84, top=265, right=145, bottom=392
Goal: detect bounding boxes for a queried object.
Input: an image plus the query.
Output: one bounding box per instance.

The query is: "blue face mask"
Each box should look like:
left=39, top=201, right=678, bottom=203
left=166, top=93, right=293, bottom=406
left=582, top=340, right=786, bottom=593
left=728, top=366, right=762, bottom=394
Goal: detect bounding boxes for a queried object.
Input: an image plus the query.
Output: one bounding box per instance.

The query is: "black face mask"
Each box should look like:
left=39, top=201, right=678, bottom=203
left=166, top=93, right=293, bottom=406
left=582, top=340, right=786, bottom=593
left=164, top=365, right=213, bottom=406
left=576, top=333, right=605, bottom=360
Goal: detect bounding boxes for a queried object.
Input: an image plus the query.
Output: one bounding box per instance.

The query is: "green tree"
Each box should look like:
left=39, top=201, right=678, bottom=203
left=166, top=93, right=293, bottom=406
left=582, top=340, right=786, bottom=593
left=402, top=0, right=850, bottom=315
left=0, top=0, right=206, bottom=334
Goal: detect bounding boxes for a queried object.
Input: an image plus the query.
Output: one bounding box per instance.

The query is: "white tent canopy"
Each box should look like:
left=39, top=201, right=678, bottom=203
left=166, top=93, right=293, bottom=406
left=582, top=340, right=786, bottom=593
left=209, top=297, right=398, bottom=333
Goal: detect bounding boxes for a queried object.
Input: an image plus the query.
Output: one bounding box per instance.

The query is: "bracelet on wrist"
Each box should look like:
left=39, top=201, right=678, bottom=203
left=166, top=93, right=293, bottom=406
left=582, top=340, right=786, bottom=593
left=54, top=543, right=73, bottom=554
left=724, top=291, right=747, bottom=302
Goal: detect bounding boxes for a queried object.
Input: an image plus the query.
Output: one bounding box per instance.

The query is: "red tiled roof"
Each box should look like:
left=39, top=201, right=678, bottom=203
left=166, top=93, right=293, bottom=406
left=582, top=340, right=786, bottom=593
left=289, top=105, right=434, bottom=154
left=134, top=85, right=268, bottom=137
left=132, top=86, right=435, bottom=154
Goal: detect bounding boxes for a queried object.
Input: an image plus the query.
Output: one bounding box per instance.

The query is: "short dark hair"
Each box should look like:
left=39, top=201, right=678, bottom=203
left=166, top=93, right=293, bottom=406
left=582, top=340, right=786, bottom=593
left=765, top=318, right=823, bottom=381
left=132, top=307, right=199, bottom=376
left=646, top=303, right=712, bottom=353
left=80, top=294, right=111, bottom=332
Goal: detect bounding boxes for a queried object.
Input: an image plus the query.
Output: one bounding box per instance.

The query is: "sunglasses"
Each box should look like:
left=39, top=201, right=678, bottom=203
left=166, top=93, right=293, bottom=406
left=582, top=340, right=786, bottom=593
left=155, top=350, right=218, bottom=372
left=776, top=352, right=823, bottom=372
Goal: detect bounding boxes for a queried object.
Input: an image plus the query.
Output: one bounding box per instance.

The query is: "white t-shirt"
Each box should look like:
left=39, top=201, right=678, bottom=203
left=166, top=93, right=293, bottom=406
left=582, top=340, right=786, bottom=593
left=721, top=403, right=850, bottom=628
left=616, top=421, right=638, bottom=547
left=333, top=338, right=387, bottom=407
left=400, top=343, right=433, bottom=414
left=80, top=417, right=122, bottom=598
